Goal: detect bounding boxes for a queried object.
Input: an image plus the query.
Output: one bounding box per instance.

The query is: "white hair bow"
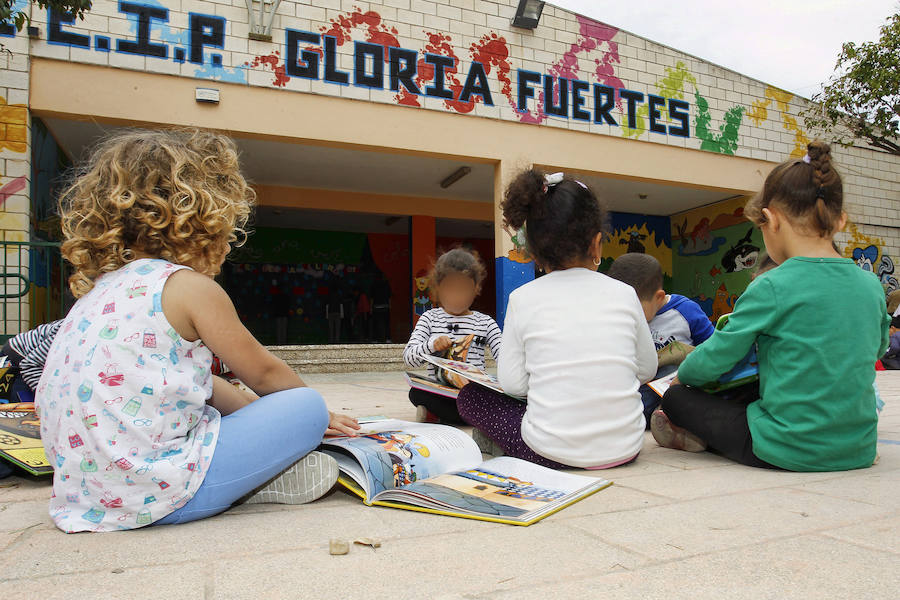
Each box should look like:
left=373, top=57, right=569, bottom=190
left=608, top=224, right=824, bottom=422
left=542, top=172, right=588, bottom=193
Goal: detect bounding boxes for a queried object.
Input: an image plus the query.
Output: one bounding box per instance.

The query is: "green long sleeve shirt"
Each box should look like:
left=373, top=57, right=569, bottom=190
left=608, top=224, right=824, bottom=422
left=678, top=257, right=890, bottom=471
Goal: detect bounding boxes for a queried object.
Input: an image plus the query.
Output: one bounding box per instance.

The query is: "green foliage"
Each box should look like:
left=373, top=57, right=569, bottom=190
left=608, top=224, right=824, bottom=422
left=1, top=0, right=92, bottom=32
left=805, top=11, right=900, bottom=155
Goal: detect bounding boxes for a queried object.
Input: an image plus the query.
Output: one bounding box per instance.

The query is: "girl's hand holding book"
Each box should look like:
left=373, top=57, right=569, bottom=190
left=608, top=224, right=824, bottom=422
left=326, top=412, right=361, bottom=437
left=432, top=336, right=453, bottom=353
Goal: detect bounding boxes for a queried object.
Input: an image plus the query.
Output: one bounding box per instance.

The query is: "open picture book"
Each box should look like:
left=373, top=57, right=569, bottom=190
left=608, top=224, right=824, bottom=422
left=419, top=355, right=524, bottom=400
left=405, top=371, right=461, bottom=400
left=0, top=406, right=52, bottom=475
left=320, top=419, right=611, bottom=526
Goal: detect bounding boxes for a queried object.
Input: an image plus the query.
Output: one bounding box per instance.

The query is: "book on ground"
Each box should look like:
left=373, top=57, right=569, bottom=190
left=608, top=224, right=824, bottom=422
left=0, top=408, right=52, bottom=475
left=320, top=419, right=611, bottom=526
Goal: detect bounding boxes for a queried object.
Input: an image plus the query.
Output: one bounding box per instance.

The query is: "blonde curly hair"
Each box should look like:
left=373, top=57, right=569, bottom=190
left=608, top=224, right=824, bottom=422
left=59, top=128, right=255, bottom=297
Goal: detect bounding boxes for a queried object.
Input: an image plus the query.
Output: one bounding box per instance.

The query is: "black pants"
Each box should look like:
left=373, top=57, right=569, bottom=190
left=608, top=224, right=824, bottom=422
left=408, top=388, right=464, bottom=424
left=661, top=382, right=779, bottom=469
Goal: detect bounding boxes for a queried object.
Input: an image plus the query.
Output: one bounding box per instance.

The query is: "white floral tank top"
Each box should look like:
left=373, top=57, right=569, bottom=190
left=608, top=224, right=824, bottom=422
left=36, top=259, right=220, bottom=532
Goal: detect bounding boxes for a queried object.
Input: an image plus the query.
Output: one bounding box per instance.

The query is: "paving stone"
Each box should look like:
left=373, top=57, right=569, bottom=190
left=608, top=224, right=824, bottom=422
left=480, top=534, right=900, bottom=600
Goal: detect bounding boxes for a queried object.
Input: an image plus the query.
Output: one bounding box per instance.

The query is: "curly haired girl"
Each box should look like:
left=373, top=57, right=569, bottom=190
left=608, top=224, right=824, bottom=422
left=36, top=129, right=358, bottom=532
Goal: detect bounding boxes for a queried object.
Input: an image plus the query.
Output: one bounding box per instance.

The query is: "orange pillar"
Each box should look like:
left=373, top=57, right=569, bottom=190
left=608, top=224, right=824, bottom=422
left=410, top=215, right=436, bottom=328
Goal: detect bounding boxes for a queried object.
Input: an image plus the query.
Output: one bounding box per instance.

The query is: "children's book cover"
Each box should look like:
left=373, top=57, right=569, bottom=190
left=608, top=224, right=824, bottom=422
left=0, top=408, right=52, bottom=475
left=405, top=372, right=460, bottom=399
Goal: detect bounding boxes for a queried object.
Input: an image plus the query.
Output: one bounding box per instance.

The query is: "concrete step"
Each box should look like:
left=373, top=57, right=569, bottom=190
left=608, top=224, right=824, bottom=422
left=268, top=344, right=495, bottom=374
left=268, top=344, right=404, bottom=360
left=268, top=344, right=406, bottom=374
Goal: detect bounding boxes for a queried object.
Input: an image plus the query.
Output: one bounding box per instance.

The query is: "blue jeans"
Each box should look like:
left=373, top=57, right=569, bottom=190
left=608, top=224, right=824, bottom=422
left=155, top=387, right=329, bottom=525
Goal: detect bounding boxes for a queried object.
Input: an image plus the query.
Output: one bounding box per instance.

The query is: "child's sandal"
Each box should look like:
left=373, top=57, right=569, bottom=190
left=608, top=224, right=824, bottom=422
left=650, top=409, right=707, bottom=453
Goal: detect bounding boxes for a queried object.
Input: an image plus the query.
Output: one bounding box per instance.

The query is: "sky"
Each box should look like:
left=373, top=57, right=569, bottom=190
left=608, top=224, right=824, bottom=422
left=551, top=0, right=898, bottom=98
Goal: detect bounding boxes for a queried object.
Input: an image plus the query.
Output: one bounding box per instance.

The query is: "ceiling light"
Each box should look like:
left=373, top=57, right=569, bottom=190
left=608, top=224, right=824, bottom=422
left=511, top=0, right=544, bottom=29
left=440, top=166, right=471, bottom=189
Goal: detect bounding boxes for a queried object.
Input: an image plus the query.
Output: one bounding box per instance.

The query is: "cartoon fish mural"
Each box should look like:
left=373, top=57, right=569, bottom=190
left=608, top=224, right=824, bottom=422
left=722, top=228, right=760, bottom=273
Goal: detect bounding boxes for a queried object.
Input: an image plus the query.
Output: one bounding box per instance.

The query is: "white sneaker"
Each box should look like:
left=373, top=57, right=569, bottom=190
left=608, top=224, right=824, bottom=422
left=242, top=451, right=339, bottom=505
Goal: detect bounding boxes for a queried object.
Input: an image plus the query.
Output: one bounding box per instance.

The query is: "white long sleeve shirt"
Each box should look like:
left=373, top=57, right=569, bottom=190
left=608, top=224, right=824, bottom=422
left=498, top=268, right=657, bottom=467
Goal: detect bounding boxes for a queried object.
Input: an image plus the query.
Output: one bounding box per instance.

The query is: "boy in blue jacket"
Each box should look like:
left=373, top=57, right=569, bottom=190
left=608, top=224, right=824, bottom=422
left=608, top=253, right=715, bottom=426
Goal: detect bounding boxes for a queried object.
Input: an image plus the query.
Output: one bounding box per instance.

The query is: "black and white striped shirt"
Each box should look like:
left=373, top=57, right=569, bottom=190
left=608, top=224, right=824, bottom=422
left=403, top=308, right=502, bottom=377
left=5, top=319, right=63, bottom=390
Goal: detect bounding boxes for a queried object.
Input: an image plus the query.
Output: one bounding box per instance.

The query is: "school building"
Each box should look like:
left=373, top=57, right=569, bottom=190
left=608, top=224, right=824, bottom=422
left=1, top=0, right=899, bottom=346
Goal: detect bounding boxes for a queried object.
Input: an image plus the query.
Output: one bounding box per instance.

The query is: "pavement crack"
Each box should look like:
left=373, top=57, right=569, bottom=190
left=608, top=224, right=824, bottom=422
left=2, top=522, right=42, bottom=555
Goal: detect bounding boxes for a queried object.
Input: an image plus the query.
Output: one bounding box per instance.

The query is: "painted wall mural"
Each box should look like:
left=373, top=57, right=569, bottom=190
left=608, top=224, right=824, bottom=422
left=841, top=221, right=898, bottom=293
left=17, top=2, right=824, bottom=163
left=0, top=93, right=29, bottom=243
left=599, top=212, right=673, bottom=289
left=28, top=4, right=698, bottom=141
left=670, top=197, right=763, bottom=322
left=618, top=62, right=811, bottom=158
left=622, top=61, right=694, bottom=140
left=747, top=86, right=810, bottom=158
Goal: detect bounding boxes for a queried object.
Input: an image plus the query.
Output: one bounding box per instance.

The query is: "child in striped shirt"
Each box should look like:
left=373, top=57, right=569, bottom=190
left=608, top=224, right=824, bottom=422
left=1, top=319, right=63, bottom=391
left=403, top=248, right=502, bottom=423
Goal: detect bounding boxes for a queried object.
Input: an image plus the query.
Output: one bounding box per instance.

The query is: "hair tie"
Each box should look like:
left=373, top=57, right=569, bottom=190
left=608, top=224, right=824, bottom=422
left=802, top=154, right=811, bottom=164
left=816, top=186, right=825, bottom=199
left=542, top=172, right=564, bottom=194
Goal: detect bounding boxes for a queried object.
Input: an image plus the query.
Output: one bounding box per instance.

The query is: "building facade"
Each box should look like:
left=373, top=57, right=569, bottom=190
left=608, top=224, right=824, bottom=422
left=1, top=0, right=898, bottom=343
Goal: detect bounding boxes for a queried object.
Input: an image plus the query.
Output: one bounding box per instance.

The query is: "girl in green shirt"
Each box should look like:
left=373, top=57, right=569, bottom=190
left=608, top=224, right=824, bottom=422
left=652, top=141, right=890, bottom=471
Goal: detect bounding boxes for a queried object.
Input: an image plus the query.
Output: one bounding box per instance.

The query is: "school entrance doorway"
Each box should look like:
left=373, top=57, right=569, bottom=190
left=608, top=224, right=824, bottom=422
left=34, top=117, right=496, bottom=346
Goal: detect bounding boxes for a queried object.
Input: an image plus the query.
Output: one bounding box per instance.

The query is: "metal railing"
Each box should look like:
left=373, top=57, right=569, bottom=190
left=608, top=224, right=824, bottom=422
left=1, top=241, right=71, bottom=343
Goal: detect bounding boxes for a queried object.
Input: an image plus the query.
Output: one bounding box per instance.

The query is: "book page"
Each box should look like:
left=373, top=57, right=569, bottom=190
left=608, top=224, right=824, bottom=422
left=421, top=355, right=524, bottom=399
left=380, top=456, right=607, bottom=520
left=322, top=420, right=482, bottom=499
left=647, top=372, right=677, bottom=398
left=476, top=457, right=606, bottom=494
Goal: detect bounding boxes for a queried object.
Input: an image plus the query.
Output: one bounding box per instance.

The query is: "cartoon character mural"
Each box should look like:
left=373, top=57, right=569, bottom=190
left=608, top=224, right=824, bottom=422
left=721, top=228, right=760, bottom=273
left=506, top=227, right=530, bottom=263
left=842, top=222, right=899, bottom=293
left=413, top=269, right=433, bottom=316
left=600, top=213, right=672, bottom=286
left=620, top=230, right=648, bottom=253
left=710, top=283, right=738, bottom=323
left=674, top=217, right=727, bottom=257
left=671, top=197, right=762, bottom=321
